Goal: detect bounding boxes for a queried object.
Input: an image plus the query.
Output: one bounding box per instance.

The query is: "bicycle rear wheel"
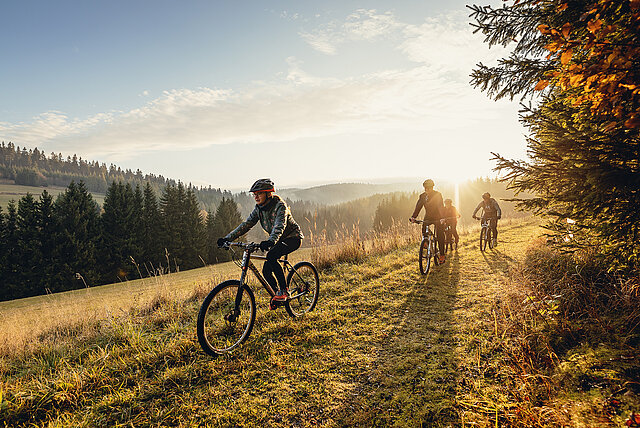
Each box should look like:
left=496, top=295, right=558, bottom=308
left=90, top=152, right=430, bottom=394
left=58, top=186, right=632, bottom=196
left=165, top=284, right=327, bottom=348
left=197, top=280, right=256, bottom=357
left=480, top=227, right=488, bottom=251
left=285, top=261, right=320, bottom=317
left=419, top=237, right=431, bottom=274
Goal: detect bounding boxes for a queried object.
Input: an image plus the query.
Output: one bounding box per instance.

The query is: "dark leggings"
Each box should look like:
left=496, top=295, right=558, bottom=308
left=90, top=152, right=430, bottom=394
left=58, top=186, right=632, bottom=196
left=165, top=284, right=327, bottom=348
left=263, top=237, right=301, bottom=291
left=483, top=217, right=498, bottom=240
left=449, top=224, right=459, bottom=244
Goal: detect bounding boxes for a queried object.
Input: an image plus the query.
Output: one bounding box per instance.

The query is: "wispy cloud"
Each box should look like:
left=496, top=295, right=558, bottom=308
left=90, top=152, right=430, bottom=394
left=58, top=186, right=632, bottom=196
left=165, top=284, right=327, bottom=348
left=299, top=9, right=400, bottom=55
left=0, top=9, right=514, bottom=162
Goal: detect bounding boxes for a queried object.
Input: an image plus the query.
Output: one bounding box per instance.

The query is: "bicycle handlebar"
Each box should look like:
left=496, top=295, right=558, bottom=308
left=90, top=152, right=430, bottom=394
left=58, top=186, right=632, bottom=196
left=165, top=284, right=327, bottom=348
left=221, top=241, right=261, bottom=252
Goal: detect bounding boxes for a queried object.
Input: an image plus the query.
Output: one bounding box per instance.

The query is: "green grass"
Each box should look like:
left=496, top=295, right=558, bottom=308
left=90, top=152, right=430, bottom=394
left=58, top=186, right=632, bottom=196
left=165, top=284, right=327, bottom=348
left=1, top=218, right=636, bottom=427
left=0, top=183, right=105, bottom=208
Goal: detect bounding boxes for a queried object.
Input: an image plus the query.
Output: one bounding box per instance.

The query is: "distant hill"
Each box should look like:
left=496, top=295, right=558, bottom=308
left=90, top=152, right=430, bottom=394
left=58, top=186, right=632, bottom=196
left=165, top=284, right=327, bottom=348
left=278, top=182, right=424, bottom=206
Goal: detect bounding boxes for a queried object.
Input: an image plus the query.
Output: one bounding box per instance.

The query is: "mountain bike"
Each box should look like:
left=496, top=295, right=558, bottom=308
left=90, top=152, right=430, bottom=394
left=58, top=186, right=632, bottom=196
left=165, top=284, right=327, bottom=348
left=475, top=217, right=495, bottom=251
left=197, top=241, right=319, bottom=357
left=443, top=217, right=458, bottom=253
left=413, top=220, right=442, bottom=275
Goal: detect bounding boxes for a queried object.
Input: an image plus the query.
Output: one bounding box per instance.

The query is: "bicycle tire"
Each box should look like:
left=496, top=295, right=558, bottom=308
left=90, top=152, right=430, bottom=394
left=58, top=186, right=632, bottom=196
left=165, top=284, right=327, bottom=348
left=197, top=280, right=256, bottom=357
left=285, top=261, right=320, bottom=317
left=480, top=227, right=487, bottom=251
left=419, top=237, right=431, bottom=275
left=487, top=227, right=494, bottom=250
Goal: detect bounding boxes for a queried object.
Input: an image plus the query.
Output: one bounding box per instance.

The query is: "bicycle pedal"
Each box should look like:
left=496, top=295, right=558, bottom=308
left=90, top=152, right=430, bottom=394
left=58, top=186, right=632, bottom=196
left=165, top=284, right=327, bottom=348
left=269, top=298, right=286, bottom=310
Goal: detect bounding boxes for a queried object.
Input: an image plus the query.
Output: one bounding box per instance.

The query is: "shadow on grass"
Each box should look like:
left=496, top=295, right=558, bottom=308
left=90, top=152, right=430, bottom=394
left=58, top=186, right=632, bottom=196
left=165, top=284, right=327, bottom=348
left=336, top=250, right=461, bottom=426
left=481, top=248, right=516, bottom=276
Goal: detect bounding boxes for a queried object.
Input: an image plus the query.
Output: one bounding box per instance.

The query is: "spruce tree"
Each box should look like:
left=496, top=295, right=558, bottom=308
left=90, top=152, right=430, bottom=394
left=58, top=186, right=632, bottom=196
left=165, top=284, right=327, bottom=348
left=210, top=197, right=244, bottom=263
left=160, top=182, right=186, bottom=271
left=38, top=190, right=58, bottom=292
left=470, top=0, right=640, bottom=268
left=53, top=181, right=100, bottom=290
left=2, top=201, right=19, bottom=299
left=205, top=210, right=217, bottom=264
left=0, top=206, right=7, bottom=300
left=16, top=193, right=42, bottom=297
left=181, top=186, right=206, bottom=269
left=142, top=182, right=163, bottom=273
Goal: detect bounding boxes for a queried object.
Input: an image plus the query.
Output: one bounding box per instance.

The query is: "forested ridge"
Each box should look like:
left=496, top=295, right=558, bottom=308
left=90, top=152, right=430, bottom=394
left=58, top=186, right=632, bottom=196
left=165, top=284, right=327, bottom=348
left=0, top=141, right=249, bottom=213
left=0, top=141, right=528, bottom=301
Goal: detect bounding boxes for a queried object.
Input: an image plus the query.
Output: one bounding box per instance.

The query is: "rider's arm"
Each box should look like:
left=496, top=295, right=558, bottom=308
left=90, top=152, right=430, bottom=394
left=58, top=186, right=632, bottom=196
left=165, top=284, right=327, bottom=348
left=472, top=202, right=482, bottom=218
left=225, top=207, right=259, bottom=241
left=455, top=207, right=461, bottom=218
left=267, top=203, right=287, bottom=244
left=493, top=200, right=502, bottom=218
left=411, top=194, right=425, bottom=219
left=436, top=193, right=445, bottom=220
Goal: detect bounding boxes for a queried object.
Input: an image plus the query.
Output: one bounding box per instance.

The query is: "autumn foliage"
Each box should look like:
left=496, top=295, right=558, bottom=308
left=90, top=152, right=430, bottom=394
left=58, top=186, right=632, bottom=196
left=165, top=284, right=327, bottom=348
left=536, top=0, right=640, bottom=128
left=470, top=0, right=640, bottom=269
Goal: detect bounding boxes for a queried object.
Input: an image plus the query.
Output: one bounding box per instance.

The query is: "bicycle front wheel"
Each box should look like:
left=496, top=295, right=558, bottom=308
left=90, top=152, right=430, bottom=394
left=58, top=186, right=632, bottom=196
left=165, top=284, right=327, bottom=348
left=480, top=227, right=488, bottom=251
left=285, top=261, right=320, bottom=317
left=197, top=280, right=256, bottom=357
left=419, top=237, right=431, bottom=275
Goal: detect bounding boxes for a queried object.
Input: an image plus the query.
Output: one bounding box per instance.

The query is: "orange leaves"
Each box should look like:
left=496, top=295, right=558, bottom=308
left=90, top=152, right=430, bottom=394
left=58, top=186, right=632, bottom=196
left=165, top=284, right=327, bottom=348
left=587, top=18, right=603, bottom=33
left=538, top=24, right=551, bottom=35
left=534, top=80, right=550, bottom=91
left=534, top=1, right=640, bottom=128
left=624, top=115, right=640, bottom=128
left=561, top=49, right=574, bottom=65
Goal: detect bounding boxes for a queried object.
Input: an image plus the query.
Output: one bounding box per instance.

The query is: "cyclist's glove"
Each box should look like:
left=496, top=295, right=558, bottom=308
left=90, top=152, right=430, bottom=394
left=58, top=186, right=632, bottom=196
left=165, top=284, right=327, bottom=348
left=259, top=240, right=274, bottom=252
left=217, top=237, right=229, bottom=248
left=497, top=216, right=501, bottom=219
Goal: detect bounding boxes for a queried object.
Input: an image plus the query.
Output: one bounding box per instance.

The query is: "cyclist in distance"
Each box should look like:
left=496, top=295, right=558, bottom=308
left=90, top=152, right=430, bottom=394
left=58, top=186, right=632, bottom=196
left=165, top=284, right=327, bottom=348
left=217, top=178, right=303, bottom=304
left=443, top=198, right=461, bottom=250
left=409, top=179, right=446, bottom=263
left=472, top=192, right=502, bottom=246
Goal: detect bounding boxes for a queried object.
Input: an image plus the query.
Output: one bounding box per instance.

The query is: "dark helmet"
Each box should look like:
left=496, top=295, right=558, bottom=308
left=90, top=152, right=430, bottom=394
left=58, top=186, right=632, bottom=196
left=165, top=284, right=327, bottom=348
left=444, top=198, right=452, bottom=204
left=423, top=179, right=434, bottom=188
left=249, top=178, right=275, bottom=193
left=482, top=192, right=491, bottom=199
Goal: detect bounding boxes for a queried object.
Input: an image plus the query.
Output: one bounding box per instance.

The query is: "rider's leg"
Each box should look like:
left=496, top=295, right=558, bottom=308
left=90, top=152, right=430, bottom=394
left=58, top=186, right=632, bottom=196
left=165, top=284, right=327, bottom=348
left=452, top=226, right=459, bottom=248
left=435, top=222, right=446, bottom=260
left=491, top=218, right=498, bottom=242
left=263, top=237, right=302, bottom=295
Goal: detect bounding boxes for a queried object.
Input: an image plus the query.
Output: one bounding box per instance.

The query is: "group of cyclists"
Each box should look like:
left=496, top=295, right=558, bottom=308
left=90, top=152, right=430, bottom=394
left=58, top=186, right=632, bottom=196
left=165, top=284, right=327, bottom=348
left=216, top=178, right=501, bottom=307
left=409, top=179, right=502, bottom=263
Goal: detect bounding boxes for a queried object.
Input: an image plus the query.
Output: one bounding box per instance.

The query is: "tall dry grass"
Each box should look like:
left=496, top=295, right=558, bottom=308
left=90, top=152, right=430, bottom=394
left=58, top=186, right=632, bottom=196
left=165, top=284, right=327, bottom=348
left=488, top=237, right=640, bottom=426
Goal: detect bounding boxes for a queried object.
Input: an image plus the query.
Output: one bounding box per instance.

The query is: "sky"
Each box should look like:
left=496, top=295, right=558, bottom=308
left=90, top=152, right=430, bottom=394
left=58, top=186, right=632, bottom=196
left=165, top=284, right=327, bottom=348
left=0, top=0, right=527, bottom=190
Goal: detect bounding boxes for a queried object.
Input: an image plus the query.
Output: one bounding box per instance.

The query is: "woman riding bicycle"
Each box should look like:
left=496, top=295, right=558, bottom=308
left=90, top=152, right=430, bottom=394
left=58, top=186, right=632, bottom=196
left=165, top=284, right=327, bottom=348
left=217, top=178, right=303, bottom=304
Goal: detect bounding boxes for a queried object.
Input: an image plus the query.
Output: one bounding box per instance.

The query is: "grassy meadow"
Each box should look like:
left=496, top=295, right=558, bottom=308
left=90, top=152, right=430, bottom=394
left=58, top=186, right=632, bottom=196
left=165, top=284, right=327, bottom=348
left=0, top=184, right=105, bottom=209
left=1, top=217, right=638, bottom=427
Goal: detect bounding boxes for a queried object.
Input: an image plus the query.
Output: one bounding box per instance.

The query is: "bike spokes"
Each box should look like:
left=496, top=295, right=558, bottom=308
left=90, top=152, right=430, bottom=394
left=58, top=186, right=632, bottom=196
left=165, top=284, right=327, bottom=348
left=197, top=281, right=255, bottom=356
left=286, top=262, right=319, bottom=317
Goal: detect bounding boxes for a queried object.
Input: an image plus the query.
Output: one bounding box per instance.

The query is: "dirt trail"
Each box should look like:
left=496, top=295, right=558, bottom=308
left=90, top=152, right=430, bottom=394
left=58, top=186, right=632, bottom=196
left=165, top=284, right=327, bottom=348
left=326, top=220, right=541, bottom=426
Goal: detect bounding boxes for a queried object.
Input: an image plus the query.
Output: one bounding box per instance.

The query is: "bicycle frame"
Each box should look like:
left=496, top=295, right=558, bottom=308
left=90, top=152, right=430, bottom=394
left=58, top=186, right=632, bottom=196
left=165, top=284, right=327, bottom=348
left=229, top=242, right=309, bottom=307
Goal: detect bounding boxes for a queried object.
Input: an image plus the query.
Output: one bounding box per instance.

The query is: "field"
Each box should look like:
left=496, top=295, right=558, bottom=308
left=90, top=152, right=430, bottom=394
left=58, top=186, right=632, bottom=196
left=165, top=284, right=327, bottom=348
left=0, top=184, right=105, bottom=208
left=1, top=218, right=638, bottom=427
